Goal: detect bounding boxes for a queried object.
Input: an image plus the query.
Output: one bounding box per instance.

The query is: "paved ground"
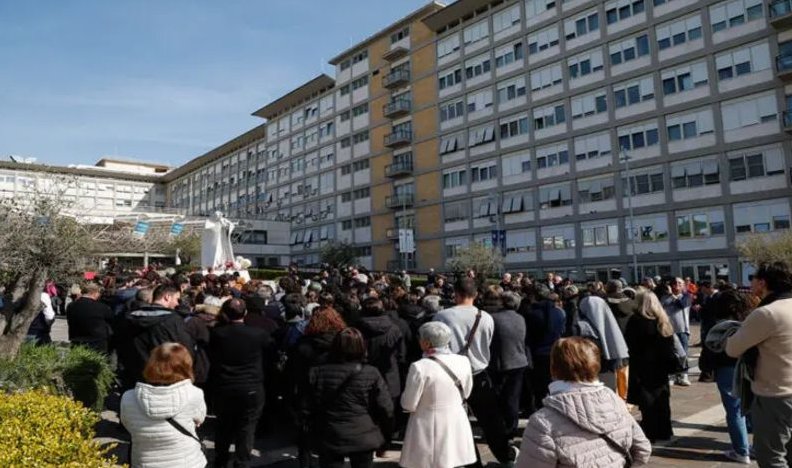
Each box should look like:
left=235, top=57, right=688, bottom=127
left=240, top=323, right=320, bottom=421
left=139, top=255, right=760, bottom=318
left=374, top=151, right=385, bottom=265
left=52, top=319, right=754, bottom=467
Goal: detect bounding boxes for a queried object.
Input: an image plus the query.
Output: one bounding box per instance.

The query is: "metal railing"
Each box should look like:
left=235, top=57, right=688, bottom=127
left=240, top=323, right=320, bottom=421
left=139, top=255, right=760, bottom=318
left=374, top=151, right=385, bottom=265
left=385, top=158, right=414, bottom=177
left=383, top=99, right=412, bottom=117
left=384, top=130, right=413, bottom=147
left=383, top=69, right=411, bottom=88
left=385, top=193, right=415, bottom=208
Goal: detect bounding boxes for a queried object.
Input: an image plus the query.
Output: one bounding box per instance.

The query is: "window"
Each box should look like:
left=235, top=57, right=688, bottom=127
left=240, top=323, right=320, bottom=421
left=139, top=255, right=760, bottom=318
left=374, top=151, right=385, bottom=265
left=662, top=61, right=708, bottom=95
left=613, top=76, right=654, bottom=108
left=444, top=201, right=470, bottom=222
left=526, top=0, right=557, bottom=20
left=506, top=229, right=535, bottom=253
left=471, top=162, right=498, bottom=183
left=575, top=132, right=612, bottom=161
left=354, top=246, right=372, bottom=257
left=352, top=131, right=369, bottom=144
left=618, top=120, right=660, bottom=150
left=677, top=210, right=725, bottom=238
left=530, top=64, right=563, bottom=91
left=339, top=84, right=350, bottom=96
left=339, top=110, right=350, bottom=122
left=583, top=223, right=620, bottom=246
left=465, top=53, right=492, bottom=79
left=606, top=0, right=645, bottom=24
left=319, top=121, right=334, bottom=138
left=439, top=134, right=465, bottom=155
left=352, top=103, right=368, bottom=117
left=710, top=0, right=764, bottom=33
left=463, top=19, right=489, bottom=45
left=496, top=76, right=527, bottom=103
left=609, top=34, right=650, bottom=65
left=438, top=35, right=461, bottom=58
left=439, top=67, right=463, bottom=90
left=493, top=4, right=521, bottom=33
left=499, top=115, right=530, bottom=140
left=671, top=158, right=720, bottom=188
left=353, top=216, right=371, bottom=228
left=623, top=166, right=664, bottom=195
left=340, top=164, right=352, bottom=176
left=564, top=10, right=600, bottom=40
left=578, top=177, right=616, bottom=202
left=542, top=226, right=576, bottom=249
left=440, top=99, right=465, bottom=122
left=469, top=124, right=496, bottom=147
left=666, top=109, right=714, bottom=141
left=352, top=159, right=370, bottom=171
left=715, top=42, right=771, bottom=80
left=353, top=187, right=370, bottom=200
left=568, top=48, right=604, bottom=80
left=533, top=103, right=566, bottom=130
left=341, top=192, right=352, bottom=202
left=442, top=168, right=468, bottom=189
left=339, top=137, right=351, bottom=148
left=729, top=146, right=786, bottom=181
left=390, top=27, right=409, bottom=44
left=571, top=90, right=608, bottom=119
left=537, top=143, right=569, bottom=169
left=466, top=89, right=494, bottom=113
left=733, top=199, right=791, bottom=233
left=339, top=60, right=351, bottom=71
left=351, top=76, right=369, bottom=90
left=495, top=41, right=524, bottom=68
left=502, top=151, right=532, bottom=176
left=721, top=93, right=778, bottom=131
left=528, top=26, right=560, bottom=55
left=352, top=50, right=368, bottom=64
left=656, top=15, right=702, bottom=50
left=539, top=185, right=573, bottom=208
left=502, top=191, right=534, bottom=214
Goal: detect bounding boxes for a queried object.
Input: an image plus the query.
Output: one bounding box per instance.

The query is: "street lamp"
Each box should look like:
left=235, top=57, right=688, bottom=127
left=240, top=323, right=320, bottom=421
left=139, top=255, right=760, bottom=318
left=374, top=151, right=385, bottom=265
left=620, top=150, right=639, bottom=284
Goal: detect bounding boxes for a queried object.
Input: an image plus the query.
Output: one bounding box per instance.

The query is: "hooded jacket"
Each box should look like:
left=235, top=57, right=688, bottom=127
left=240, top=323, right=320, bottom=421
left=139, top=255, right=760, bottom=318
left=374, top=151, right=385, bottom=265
left=605, top=294, right=637, bottom=336
left=517, top=384, right=651, bottom=468
left=120, top=379, right=207, bottom=468
left=579, top=296, right=630, bottom=365
left=357, top=315, right=404, bottom=397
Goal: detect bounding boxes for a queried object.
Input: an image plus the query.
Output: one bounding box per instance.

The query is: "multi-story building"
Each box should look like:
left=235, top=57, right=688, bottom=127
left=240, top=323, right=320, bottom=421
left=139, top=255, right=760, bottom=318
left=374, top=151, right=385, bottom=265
left=10, top=0, right=791, bottom=282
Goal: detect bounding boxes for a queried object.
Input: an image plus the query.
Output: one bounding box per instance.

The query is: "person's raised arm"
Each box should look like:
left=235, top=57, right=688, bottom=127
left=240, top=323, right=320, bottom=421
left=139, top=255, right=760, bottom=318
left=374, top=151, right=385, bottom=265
left=726, top=308, right=773, bottom=358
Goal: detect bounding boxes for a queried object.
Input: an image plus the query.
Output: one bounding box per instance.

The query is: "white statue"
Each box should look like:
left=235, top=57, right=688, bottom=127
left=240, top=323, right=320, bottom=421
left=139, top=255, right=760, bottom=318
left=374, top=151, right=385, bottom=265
left=201, top=211, right=235, bottom=269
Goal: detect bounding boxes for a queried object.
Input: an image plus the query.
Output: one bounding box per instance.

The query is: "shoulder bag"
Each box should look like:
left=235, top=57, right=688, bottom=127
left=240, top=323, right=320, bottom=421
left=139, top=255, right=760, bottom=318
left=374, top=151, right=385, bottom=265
left=459, top=309, right=483, bottom=356
left=165, top=417, right=206, bottom=455
left=428, top=356, right=466, bottom=403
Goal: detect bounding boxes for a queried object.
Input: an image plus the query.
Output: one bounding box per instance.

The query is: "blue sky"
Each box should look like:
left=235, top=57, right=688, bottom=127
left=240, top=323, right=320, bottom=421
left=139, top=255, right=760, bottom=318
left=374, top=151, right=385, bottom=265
left=0, top=0, right=431, bottom=166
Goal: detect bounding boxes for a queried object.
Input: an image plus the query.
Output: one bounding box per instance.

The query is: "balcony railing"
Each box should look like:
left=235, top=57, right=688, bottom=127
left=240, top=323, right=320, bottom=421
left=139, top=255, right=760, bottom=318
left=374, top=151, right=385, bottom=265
left=383, top=69, right=411, bottom=88
left=385, top=158, right=414, bottom=178
left=384, top=130, right=413, bottom=148
left=771, top=0, right=792, bottom=20
left=382, top=46, right=409, bottom=62
left=385, top=193, right=415, bottom=209
left=383, top=99, right=412, bottom=118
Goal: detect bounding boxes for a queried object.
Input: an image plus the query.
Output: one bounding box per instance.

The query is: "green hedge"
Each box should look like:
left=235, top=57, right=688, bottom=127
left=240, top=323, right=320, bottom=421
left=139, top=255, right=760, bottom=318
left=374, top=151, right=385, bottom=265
left=0, top=344, right=115, bottom=411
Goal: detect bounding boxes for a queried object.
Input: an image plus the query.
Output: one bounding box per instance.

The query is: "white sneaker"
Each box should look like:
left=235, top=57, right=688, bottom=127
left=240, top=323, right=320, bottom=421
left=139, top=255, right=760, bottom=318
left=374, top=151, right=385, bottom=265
left=676, top=375, right=692, bottom=387
left=724, top=449, right=750, bottom=464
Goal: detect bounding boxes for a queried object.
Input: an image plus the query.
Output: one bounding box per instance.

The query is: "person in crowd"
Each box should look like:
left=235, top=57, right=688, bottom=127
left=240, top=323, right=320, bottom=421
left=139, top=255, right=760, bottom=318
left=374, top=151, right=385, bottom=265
left=357, top=297, right=404, bottom=414
left=434, top=278, right=518, bottom=466
left=66, top=282, right=114, bottom=353
left=485, top=289, right=530, bottom=435
left=604, top=279, right=637, bottom=401
left=500, top=273, right=513, bottom=291
left=727, top=262, right=792, bottom=467
left=516, top=337, right=651, bottom=468
left=695, top=280, right=721, bottom=382
left=400, top=322, right=476, bottom=468
left=578, top=295, right=630, bottom=395
left=26, top=288, right=56, bottom=345
left=209, top=298, right=273, bottom=468
left=302, top=328, right=394, bottom=468
left=661, top=277, right=692, bottom=386
left=701, top=289, right=753, bottom=464
left=521, top=289, right=567, bottom=409
left=625, top=290, right=679, bottom=443
left=120, top=342, right=207, bottom=468
left=115, top=285, right=194, bottom=390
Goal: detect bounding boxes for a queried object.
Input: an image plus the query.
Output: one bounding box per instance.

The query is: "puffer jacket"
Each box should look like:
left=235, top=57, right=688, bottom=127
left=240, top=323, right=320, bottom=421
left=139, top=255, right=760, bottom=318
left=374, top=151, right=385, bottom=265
left=120, top=379, right=207, bottom=468
left=357, top=315, right=404, bottom=397
left=517, top=383, right=651, bottom=468
left=302, top=362, right=394, bottom=455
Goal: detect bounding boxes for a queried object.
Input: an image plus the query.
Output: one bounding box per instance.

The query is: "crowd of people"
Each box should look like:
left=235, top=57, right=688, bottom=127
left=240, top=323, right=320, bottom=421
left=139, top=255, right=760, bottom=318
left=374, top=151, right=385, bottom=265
left=31, top=259, right=792, bottom=467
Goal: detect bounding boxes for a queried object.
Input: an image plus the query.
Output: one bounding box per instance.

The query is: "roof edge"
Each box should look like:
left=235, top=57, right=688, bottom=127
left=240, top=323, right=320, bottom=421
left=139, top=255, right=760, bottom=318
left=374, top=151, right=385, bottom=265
left=251, top=74, right=335, bottom=120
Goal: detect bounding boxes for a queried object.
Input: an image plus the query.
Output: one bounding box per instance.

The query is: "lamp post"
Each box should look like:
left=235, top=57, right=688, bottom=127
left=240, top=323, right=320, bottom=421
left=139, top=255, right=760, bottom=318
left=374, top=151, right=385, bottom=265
left=621, top=150, right=639, bottom=284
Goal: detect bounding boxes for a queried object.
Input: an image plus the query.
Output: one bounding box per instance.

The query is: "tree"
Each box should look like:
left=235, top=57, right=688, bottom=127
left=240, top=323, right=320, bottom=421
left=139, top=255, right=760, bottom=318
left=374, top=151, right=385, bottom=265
left=0, top=180, right=96, bottom=358
left=320, top=241, right=358, bottom=269
left=447, top=243, right=504, bottom=284
left=166, top=232, right=201, bottom=266
left=738, top=231, right=792, bottom=268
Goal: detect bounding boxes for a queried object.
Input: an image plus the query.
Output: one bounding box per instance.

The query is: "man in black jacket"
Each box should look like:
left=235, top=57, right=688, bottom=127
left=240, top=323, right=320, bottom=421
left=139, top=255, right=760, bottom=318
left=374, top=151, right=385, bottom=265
left=209, top=298, right=274, bottom=468
left=114, top=285, right=193, bottom=390
left=66, top=282, right=114, bottom=353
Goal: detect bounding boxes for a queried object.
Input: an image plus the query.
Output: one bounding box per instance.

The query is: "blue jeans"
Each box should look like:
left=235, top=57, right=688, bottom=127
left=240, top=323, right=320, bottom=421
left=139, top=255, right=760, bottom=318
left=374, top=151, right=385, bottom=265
left=676, top=332, right=690, bottom=375
left=716, top=365, right=750, bottom=457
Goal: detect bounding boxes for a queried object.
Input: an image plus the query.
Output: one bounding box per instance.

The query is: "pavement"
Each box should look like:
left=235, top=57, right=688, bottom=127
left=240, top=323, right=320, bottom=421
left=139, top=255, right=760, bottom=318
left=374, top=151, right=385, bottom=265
left=51, top=319, right=755, bottom=467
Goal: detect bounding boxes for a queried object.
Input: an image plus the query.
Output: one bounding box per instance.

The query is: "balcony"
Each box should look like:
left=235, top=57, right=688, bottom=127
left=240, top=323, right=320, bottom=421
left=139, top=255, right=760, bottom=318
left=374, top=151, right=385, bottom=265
left=383, top=99, right=412, bottom=118
left=777, top=54, right=792, bottom=81
left=385, top=158, right=414, bottom=178
left=383, top=69, right=410, bottom=89
left=384, top=130, right=413, bottom=148
left=785, top=111, right=792, bottom=133
left=382, top=46, right=409, bottom=62
left=771, top=0, right=792, bottom=27
left=385, top=193, right=415, bottom=209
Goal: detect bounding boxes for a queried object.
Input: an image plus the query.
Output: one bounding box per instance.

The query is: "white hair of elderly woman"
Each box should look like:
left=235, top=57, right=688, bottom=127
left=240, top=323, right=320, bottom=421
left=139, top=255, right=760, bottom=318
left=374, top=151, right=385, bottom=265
left=418, top=321, right=453, bottom=349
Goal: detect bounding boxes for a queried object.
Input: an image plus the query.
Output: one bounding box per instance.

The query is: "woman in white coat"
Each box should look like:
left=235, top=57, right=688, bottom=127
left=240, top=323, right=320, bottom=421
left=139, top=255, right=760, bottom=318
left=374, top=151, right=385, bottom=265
left=120, top=342, right=207, bottom=468
left=400, top=322, right=476, bottom=468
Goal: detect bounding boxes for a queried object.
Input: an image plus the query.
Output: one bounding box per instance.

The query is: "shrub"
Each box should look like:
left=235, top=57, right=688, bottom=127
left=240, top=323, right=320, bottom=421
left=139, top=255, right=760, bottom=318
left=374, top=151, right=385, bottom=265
left=0, top=389, right=117, bottom=467
left=0, top=343, right=115, bottom=411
